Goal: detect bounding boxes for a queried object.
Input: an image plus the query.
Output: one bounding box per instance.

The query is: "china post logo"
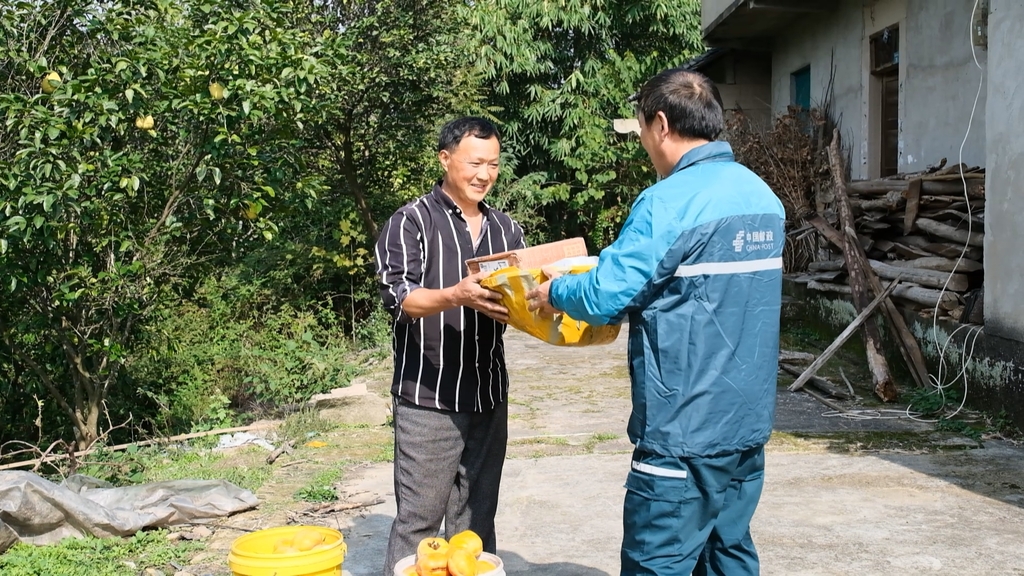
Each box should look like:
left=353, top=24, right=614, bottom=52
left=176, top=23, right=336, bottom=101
left=736, top=229, right=775, bottom=252
left=732, top=230, right=745, bottom=252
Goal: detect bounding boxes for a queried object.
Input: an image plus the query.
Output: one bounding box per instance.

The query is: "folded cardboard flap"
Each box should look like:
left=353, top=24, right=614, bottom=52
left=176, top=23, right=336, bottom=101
left=466, top=237, right=588, bottom=274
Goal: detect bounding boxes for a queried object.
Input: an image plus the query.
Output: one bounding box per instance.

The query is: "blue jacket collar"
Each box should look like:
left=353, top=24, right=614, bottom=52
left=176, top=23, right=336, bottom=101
left=669, top=141, right=735, bottom=176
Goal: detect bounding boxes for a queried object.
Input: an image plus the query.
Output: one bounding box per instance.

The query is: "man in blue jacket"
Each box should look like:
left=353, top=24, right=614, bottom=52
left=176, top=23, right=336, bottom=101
left=527, top=68, right=784, bottom=575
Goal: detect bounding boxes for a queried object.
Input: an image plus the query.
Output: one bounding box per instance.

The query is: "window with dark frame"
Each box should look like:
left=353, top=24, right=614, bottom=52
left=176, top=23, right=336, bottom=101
left=871, top=27, right=900, bottom=73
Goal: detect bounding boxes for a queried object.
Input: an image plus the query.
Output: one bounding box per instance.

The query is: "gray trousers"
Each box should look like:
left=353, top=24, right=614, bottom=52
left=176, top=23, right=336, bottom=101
left=382, top=397, right=508, bottom=575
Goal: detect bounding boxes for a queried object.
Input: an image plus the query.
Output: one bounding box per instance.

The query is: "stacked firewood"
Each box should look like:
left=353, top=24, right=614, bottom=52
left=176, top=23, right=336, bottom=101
left=792, top=158, right=984, bottom=324
left=783, top=132, right=983, bottom=402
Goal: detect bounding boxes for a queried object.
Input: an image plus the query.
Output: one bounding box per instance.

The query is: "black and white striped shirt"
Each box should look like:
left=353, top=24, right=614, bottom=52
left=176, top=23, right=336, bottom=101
left=375, top=183, right=526, bottom=412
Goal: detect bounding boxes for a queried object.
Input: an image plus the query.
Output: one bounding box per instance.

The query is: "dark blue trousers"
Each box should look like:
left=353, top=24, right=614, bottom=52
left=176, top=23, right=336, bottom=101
left=620, top=445, right=765, bottom=576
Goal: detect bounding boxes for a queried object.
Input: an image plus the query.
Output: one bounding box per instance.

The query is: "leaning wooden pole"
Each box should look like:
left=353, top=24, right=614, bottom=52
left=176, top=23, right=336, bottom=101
left=827, top=129, right=899, bottom=402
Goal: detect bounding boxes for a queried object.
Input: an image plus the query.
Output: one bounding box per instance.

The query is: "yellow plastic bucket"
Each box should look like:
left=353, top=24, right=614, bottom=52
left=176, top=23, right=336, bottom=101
left=228, top=525, right=346, bottom=576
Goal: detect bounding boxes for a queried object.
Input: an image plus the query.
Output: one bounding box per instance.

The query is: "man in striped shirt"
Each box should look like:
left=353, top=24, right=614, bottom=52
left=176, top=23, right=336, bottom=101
left=374, top=116, right=525, bottom=575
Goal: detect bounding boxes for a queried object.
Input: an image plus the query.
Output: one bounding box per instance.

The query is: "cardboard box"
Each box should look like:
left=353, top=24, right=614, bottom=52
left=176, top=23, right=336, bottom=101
left=465, top=237, right=588, bottom=274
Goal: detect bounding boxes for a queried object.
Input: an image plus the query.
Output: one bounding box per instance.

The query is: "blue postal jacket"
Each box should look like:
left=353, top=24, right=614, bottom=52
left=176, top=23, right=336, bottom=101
left=550, top=142, right=785, bottom=458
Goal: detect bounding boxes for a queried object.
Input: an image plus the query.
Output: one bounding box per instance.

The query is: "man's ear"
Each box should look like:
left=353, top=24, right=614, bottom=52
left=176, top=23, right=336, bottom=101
left=655, top=111, right=671, bottom=140
left=438, top=149, right=450, bottom=172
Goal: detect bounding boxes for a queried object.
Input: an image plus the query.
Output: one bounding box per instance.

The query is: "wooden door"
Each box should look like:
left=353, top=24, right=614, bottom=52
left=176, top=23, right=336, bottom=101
left=880, top=71, right=899, bottom=177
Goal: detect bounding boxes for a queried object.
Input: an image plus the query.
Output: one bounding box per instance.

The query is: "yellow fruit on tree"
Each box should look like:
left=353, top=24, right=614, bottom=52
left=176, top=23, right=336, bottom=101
left=135, top=115, right=154, bottom=130
left=448, top=530, right=483, bottom=559
left=41, top=71, right=61, bottom=94
left=241, top=201, right=259, bottom=220
left=292, top=528, right=325, bottom=552
left=209, top=81, right=225, bottom=100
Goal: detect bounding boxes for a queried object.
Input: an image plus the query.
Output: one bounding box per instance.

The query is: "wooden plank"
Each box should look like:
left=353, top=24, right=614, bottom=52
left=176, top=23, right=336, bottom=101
left=848, top=178, right=984, bottom=198
left=780, top=363, right=853, bottom=400
left=904, top=178, right=922, bottom=234
left=868, top=259, right=969, bottom=291
left=888, top=256, right=983, bottom=273
left=827, top=129, right=899, bottom=401
left=891, top=283, right=961, bottom=311
left=806, top=280, right=960, bottom=311
left=852, top=190, right=905, bottom=212
left=788, top=278, right=900, bottom=393
left=875, top=240, right=895, bottom=253
left=808, top=259, right=845, bottom=272
left=813, top=168, right=933, bottom=393
left=780, top=350, right=816, bottom=364
left=806, top=281, right=851, bottom=294
left=789, top=271, right=842, bottom=284
left=893, top=242, right=934, bottom=260
left=923, top=209, right=985, bottom=227
left=915, top=217, right=984, bottom=247
left=894, top=235, right=984, bottom=260
left=806, top=214, right=843, bottom=246
left=0, top=423, right=277, bottom=471
left=848, top=179, right=909, bottom=194
left=922, top=179, right=984, bottom=198
left=921, top=171, right=984, bottom=181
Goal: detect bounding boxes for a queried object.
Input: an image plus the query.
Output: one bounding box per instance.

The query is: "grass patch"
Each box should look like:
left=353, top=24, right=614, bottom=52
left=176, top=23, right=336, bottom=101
left=141, top=447, right=274, bottom=492
left=510, top=436, right=569, bottom=447
left=601, top=365, right=630, bottom=380
left=582, top=432, right=622, bottom=452
left=370, top=438, right=395, bottom=463
left=279, top=409, right=339, bottom=444
left=295, top=468, right=342, bottom=503
left=73, top=443, right=272, bottom=492
left=0, top=531, right=200, bottom=576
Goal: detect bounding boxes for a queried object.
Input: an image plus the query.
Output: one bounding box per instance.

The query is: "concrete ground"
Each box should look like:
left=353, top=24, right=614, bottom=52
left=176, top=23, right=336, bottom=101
left=337, top=328, right=1024, bottom=576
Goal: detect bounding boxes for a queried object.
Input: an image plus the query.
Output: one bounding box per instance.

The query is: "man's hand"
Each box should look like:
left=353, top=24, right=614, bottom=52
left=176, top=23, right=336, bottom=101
left=451, top=271, right=509, bottom=323
left=526, top=266, right=564, bottom=316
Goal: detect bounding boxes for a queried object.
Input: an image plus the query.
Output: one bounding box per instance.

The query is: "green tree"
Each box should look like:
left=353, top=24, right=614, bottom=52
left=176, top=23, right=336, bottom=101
left=0, top=0, right=481, bottom=449
left=0, top=0, right=335, bottom=449
left=467, top=0, right=704, bottom=247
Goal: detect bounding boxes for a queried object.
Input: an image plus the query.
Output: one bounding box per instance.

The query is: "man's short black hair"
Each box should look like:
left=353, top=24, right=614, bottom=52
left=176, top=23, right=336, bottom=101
left=438, top=116, right=501, bottom=152
left=635, top=68, right=725, bottom=141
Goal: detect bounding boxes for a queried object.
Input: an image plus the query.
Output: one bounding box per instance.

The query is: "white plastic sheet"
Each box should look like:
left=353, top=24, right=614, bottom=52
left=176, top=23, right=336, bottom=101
left=0, top=470, right=258, bottom=552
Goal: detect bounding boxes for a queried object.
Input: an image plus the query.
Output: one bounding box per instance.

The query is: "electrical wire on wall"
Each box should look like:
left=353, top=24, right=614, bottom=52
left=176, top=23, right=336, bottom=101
left=907, top=0, right=986, bottom=423
left=824, top=0, right=986, bottom=423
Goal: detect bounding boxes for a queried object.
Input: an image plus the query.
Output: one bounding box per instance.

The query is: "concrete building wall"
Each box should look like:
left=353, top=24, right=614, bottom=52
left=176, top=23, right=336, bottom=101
left=770, top=0, right=865, bottom=176
left=702, top=51, right=773, bottom=128
left=702, top=0, right=737, bottom=32
left=984, top=0, right=1024, bottom=343
left=901, top=0, right=987, bottom=172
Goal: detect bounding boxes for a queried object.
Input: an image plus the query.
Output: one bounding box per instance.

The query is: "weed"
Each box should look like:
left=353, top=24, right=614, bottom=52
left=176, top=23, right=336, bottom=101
left=370, top=438, right=395, bottom=463
left=295, top=468, right=342, bottom=502
left=0, top=531, right=200, bottom=576
left=904, top=387, right=954, bottom=416
left=510, top=436, right=569, bottom=446
left=992, top=410, right=1023, bottom=438
left=582, top=432, right=621, bottom=452
left=279, top=409, right=339, bottom=444
left=936, top=418, right=983, bottom=441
